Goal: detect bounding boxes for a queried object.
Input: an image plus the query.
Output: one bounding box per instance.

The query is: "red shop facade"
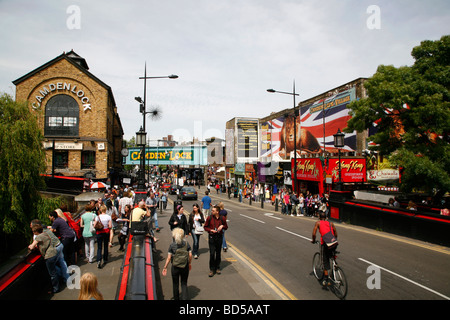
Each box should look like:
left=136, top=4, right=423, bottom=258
left=291, top=157, right=367, bottom=195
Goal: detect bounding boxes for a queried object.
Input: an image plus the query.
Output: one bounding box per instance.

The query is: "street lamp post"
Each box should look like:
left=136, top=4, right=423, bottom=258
left=136, top=127, right=147, bottom=191
left=135, top=63, right=178, bottom=191
left=267, top=81, right=300, bottom=193
left=333, top=128, right=345, bottom=191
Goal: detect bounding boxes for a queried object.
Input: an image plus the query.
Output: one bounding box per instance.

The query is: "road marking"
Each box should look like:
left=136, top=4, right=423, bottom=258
left=276, top=227, right=311, bottom=242
left=240, top=214, right=265, bottom=224
left=358, top=258, right=450, bottom=300
left=264, top=213, right=283, bottom=220
left=228, top=242, right=298, bottom=300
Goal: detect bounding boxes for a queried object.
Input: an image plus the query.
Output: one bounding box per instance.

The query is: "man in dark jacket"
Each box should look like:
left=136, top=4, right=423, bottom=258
left=203, top=205, right=228, bottom=277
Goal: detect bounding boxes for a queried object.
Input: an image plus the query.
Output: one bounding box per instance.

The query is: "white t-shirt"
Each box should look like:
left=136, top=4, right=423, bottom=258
left=96, top=214, right=112, bottom=230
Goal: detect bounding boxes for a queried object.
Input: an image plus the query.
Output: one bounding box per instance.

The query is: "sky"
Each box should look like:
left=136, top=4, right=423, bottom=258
left=0, top=0, right=448, bottom=143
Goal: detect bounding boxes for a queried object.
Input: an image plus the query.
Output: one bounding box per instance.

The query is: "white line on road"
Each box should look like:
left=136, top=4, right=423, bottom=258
left=276, top=227, right=311, bottom=241
left=264, top=213, right=283, bottom=220
left=358, top=258, right=450, bottom=300
left=240, top=214, right=265, bottom=224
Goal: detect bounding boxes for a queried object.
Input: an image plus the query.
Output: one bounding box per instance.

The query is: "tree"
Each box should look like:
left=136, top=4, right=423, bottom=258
left=346, top=35, right=450, bottom=195
left=0, top=93, right=46, bottom=237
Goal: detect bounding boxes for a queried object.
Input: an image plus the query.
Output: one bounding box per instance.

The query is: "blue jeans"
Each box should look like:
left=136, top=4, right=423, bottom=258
left=46, top=244, right=68, bottom=293
left=222, top=230, right=227, bottom=249
left=191, top=229, right=201, bottom=256
left=153, top=212, right=159, bottom=229
left=55, top=243, right=69, bottom=282
left=97, top=232, right=109, bottom=262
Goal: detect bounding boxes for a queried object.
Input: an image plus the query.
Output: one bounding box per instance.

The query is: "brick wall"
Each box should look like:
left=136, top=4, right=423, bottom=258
left=15, top=57, right=123, bottom=179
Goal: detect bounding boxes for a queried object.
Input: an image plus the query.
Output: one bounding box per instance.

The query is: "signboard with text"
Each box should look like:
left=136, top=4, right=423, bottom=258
left=236, top=118, right=259, bottom=162
left=125, top=146, right=207, bottom=166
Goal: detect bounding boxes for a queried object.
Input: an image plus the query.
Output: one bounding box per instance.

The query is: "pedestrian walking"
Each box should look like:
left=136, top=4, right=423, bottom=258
left=218, top=202, right=228, bottom=252
left=117, top=204, right=131, bottom=251
left=204, top=205, right=228, bottom=277
left=201, top=191, right=212, bottom=217
left=169, top=205, right=190, bottom=236
left=118, top=191, right=133, bottom=217
left=146, top=191, right=159, bottom=232
left=80, top=203, right=97, bottom=263
left=105, top=199, right=118, bottom=247
left=94, top=205, right=112, bottom=269
left=161, top=190, right=168, bottom=210
left=162, top=228, right=192, bottom=300
left=189, top=203, right=205, bottom=259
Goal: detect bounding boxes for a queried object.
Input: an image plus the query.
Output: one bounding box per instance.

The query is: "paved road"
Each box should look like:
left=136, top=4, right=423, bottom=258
left=187, top=187, right=450, bottom=300
left=46, top=186, right=450, bottom=301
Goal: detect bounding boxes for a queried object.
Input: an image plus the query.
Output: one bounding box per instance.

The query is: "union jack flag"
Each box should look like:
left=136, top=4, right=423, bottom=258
left=261, top=89, right=357, bottom=159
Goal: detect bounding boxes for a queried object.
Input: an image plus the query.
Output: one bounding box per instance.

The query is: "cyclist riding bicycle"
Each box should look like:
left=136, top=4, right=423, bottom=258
left=311, top=209, right=338, bottom=286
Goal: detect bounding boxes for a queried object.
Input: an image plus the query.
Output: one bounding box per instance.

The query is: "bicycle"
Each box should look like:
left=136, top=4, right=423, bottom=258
left=312, top=241, right=348, bottom=300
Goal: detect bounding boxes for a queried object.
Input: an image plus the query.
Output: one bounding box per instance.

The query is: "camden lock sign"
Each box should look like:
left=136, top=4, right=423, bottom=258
left=32, top=81, right=92, bottom=112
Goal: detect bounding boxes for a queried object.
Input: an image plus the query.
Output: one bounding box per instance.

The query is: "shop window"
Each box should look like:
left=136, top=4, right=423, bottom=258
left=45, top=94, right=79, bottom=137
left=81, top=151, right=96, bottom=169
left=54, top=150, right=69, bottom=169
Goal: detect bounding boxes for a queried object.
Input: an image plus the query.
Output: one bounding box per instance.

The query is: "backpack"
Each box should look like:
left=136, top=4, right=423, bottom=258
left=322, top=221, right=338, bottom=249
left=172, top=241, right=189, bottom=268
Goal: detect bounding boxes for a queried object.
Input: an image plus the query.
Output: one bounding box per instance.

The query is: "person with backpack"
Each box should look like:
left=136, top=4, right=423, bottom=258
left=162, top=227, right=192, bottom=300
left=203, top=205, right=228, bottom=277
left=311, top=210, right=338, bottom=287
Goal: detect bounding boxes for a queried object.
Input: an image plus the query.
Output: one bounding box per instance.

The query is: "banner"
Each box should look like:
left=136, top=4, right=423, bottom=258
left=261, top=88, right=357, bottom=160
left=327, top=158, right=366, bottom=183
left=236, top=118, right=259, bottom=161
left=125, top=146, right=206, bottom=166
left=293, top=158, right=323, bottom=182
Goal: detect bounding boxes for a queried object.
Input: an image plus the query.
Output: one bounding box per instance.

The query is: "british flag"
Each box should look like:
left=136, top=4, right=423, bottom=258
left=261, top=88, right=357, bottom=159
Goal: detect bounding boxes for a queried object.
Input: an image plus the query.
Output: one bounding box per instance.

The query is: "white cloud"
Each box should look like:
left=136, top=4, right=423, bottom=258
left=1, top=0, right=448, bottom=141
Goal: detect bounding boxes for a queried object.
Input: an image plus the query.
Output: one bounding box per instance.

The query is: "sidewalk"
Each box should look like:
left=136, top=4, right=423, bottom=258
left=156, top=189, right=286, bottom=300
left=46, top=186, right=284, bottom=300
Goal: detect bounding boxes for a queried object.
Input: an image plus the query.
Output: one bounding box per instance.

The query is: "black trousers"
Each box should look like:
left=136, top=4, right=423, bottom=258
left=171, top=264, right=189, bottom=300
left=208, top=234, right=223, bottom=271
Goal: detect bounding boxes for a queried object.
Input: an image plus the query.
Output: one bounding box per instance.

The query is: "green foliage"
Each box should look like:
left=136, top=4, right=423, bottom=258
left=36, top=196, right=64, bottom=227
left=0, top=93, right=46, bottom=236
left=346, top=35, right=450, bottom=194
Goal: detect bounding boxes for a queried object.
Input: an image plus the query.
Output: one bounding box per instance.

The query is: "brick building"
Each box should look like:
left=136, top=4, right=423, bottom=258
left=13, top=50, right=124, bottom=183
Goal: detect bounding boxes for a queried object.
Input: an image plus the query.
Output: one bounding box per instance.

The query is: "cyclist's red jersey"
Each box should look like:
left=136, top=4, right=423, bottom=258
left=319, top=220, right=334, bottom=245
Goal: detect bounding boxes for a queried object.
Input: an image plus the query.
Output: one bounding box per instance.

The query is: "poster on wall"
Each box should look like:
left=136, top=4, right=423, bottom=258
left=327, top=158, right=366, bottom=183
left=261, top=88, right=357, bottom=160
left=236, top=118, right=259, bottom=162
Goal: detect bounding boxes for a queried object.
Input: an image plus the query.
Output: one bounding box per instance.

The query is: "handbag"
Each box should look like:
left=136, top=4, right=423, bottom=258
left=94, top=217, right=104, bottom=231
left=194, top=224, right=204, bottom=235
left=322, top=221, right=338, bottom=248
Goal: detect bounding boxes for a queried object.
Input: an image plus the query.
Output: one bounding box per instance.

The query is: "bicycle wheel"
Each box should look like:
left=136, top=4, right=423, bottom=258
left=312, top=252, right=323, bottom=280
left=331, top=266, right=348, bottom=300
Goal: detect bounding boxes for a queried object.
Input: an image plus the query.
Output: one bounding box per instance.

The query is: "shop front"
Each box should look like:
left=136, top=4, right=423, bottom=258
left=292, top=157, right=367, bottom=196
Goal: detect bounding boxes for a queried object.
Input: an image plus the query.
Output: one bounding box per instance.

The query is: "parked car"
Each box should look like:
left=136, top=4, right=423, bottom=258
left=177, top=187, right=198, bottom=200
